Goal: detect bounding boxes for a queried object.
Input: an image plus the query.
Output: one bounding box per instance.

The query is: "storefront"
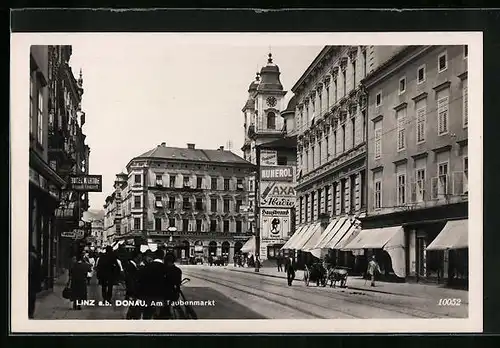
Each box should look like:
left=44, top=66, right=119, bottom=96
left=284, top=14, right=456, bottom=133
left=29, top=153, right=65, bottom=292
left=358, top=202, right=468, bottom=285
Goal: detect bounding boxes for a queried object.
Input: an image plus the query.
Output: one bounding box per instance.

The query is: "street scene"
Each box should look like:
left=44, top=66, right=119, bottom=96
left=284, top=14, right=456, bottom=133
left=25, top=40, right=470, bottom=323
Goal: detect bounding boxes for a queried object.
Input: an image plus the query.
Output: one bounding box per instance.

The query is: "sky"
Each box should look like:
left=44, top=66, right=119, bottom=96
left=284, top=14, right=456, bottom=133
left=68, top=40, right=323, bottom=211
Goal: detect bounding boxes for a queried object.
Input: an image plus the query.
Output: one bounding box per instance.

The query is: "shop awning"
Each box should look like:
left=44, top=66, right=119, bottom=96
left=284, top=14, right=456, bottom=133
left=426, top=219, right=468, bottom=251
left=322, top=218, right=351, bottom=249
left=311, top=218, right=342, bottom=250
left=240, top=236, right=256, bottom=254
left=281, top=225, right=306, bottom=250
left=300, top=224, right=323, bottom=252
left=292, top=223, right=320, bottom=250
left=342, top=226, right=403, bottom=250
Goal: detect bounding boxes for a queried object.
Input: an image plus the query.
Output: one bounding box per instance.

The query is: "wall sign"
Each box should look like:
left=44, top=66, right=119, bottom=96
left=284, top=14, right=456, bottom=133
left=261, top=208, right=291, bottom=240
left=260, top=166, right=294, bottom=182
left=68, top=175, right=103, bottom=192
left=260, top=181, right=296, bottom=208
left=260, top=151, right=278, bottom=166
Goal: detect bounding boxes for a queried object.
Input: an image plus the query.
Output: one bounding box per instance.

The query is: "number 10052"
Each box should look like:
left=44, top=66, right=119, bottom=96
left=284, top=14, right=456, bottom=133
left=438, top=298, right=462, bottom=306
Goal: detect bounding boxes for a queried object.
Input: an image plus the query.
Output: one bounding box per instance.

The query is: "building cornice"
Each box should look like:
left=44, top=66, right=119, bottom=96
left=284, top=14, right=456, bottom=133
left=432, top=80, right=451, bottom=93
left=411, top=152, right=428, bottom=160
left=361, top=46, right=434, bottom=89
left=411, top=92, right=428, bottom=103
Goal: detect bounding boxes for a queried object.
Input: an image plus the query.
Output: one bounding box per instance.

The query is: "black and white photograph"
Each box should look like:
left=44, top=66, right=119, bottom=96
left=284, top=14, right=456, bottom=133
left=11, top=31, right=482, bottom=333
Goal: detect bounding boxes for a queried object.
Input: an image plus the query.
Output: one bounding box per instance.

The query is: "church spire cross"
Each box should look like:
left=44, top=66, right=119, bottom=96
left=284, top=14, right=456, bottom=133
left=267, top=52, right=273, bottom=64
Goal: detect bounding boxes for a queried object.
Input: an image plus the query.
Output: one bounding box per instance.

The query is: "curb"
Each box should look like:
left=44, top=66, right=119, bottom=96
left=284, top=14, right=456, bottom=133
left=226, top=267, right=410, bottom=297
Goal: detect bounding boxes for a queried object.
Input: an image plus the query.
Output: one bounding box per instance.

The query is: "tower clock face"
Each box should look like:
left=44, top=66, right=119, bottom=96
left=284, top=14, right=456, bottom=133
left=266, top=96, right=277, bottom=107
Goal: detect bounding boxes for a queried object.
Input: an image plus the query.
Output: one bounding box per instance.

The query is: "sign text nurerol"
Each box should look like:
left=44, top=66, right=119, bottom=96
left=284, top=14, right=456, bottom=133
left=68, top=175, right=103, bottom=192
left=260, top=166, right=294, bottom=181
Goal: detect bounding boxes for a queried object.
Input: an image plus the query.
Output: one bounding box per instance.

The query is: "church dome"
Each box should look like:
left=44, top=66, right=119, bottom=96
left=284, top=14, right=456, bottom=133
left=257, top=53, right=283, bottom=91
left=247, top=72, right=260, bottom=92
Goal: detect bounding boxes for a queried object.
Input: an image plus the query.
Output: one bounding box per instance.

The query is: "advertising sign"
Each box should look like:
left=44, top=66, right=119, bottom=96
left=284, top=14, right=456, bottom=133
left=260, top=150, right=278, bottom=166
left=260, top=166, right=294, bottom=182
left=61, top=231, right=76, bottom=238
left=261, top=208, right=291, bottom=239
left=68, top=175, right=103, bottom=192
left=260, top=181, right=296, bottom=208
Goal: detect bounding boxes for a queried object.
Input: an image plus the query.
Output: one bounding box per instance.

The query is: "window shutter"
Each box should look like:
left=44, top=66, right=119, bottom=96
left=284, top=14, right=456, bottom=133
left=417, top=107, right=426, bottom=142
left=437, top=96, right=449, bottom=134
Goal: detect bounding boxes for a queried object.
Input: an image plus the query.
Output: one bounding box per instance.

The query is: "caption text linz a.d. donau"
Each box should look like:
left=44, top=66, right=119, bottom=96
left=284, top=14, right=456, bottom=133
left=73, top=299, right=217, bottom=307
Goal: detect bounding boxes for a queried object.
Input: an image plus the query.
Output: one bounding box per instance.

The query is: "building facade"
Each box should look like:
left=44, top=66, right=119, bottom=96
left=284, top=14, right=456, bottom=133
left=288, top=46, right=402, bottom=270
left=110, top=143, right=254, bottom=262
left=359, top=45, right=468, bottom=285
left=29, top=46, right=66, bottom=292
left=241, top=54, right=298, bottom=260
left=48, top=45, right=91, bottom=271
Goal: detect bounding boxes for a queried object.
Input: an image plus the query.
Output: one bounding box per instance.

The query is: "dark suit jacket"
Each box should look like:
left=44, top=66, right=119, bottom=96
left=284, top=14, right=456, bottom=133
left=165, top=264, right=182, bottom=301
left=137, top=260, right=168, bottom=302
left=285, top=258, right=296, bottom=274
left=96, top=253, right=120, bottom=282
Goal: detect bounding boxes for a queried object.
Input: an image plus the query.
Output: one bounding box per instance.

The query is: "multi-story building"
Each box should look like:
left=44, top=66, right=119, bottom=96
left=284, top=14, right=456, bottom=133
left=103, top=172, right=128, bottom=247
left=241, top=54, right=298, bottom=260
left=286, top=46, right=402, bottom=270
left=29, top=46, right=66, bottom=292
left=351, top=45, right=468, bottom=285
left=48, top=45, right=91, bottom=270
left=111, top=143, right=254, bottom=262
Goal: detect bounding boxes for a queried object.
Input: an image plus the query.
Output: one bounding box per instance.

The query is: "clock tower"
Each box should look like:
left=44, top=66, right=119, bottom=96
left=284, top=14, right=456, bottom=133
left=254, top=53, right=287, bottom=134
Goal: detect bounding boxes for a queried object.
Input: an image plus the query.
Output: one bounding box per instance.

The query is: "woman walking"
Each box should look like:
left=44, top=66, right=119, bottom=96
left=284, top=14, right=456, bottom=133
left=69, top=252, right=91, bottom=310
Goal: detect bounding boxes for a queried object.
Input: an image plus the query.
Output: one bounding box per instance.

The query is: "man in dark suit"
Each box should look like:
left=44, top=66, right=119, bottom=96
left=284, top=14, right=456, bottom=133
left=137, top=249, right=169, bottom=319
left=96, top=246, right=120, bottom=303
left=124, top=252, right=143, bottom=319
left=285, top=256, right=296, bottom=286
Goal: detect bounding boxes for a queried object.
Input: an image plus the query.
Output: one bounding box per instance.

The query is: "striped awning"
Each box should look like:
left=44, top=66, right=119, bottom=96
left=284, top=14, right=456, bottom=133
left=281, top=225, right=306, bottom=250
left=290, top=223, right=320, bottom=250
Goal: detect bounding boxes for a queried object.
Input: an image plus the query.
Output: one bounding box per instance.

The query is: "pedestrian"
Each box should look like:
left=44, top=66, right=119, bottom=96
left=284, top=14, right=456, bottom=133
left=233, top=254, right=237, bottom=267
left=277, top=253, right=283, bottom=272
left=137, top=249, right=169, bottom=319
left=163, top=252, right=182, bottom=318
left=96, top=246, right=120, bottom=303
left=28, top=244, right=42, bottom=319
left=68, top=252, right=91, bottom=310
left=87, top=253, right=96, bottom=284
left=124, top=252, right=142, bottom=319
left=366, top=255, right=382, bottom=287
left=285, top=256, right=296, bottom=286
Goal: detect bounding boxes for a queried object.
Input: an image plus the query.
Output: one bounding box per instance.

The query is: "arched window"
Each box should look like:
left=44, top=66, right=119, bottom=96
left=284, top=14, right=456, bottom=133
left=267, top=112, right=276, bottom=130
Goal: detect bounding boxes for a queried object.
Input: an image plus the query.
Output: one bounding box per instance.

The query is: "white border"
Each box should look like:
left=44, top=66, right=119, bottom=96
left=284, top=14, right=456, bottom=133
left=11, top=32, right=483, bottom=333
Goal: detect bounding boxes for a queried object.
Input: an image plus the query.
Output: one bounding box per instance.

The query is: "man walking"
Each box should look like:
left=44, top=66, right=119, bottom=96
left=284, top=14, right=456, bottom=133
left=96, top=246, right=120, bottom=303
left=28, top=244, right=42, bottom=319
left=367, top=255, right=382, bottom=287
left=285, top=256, right=295, bottom=286
left=124, top=252, right=142, bottom=319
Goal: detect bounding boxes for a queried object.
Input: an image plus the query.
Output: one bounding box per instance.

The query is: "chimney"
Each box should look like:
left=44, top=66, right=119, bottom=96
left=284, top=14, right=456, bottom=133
left=219, top=146, right=224, bottom=151
left=187, top=143, right=195, bottom=149
left=160, top=142, right=166, bottom=147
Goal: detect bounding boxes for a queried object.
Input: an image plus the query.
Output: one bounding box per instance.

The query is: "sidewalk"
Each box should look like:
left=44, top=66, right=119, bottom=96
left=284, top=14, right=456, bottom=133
left=34, top=270, right=127, bottom=319
left=226, top=265, right=469, bottom=303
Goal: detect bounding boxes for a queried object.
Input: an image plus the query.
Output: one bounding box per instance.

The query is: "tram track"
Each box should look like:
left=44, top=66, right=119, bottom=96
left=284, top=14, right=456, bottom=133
left=185, top=268, right=464, bottom=319
left=185, top=271, right=361, bottom=319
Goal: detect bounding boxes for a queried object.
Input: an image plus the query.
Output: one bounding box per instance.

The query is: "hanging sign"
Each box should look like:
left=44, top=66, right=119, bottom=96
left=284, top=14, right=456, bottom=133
left=68, top=175, right=103, bottom=192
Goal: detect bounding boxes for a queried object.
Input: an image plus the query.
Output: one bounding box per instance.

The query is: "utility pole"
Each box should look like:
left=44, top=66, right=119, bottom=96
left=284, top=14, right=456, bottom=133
left=254, top=145, right=261, bottom=272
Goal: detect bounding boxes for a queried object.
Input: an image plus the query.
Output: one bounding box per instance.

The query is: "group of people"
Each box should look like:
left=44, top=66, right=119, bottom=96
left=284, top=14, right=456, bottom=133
left=64, top=245, right=182, bottom=319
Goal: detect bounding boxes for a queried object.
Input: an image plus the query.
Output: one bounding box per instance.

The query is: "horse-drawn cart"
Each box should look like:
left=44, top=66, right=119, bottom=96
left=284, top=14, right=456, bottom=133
left=327, top=266, right=349, bottom=288
left=304, top=263, right=327, bottom=287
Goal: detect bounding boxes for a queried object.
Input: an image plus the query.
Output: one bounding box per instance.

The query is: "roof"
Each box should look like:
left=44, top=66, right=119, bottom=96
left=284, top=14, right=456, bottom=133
left=133, top=145, right=253, bottom=166
left=291, top=46, right=336, bottom=92
left=284, top=95, right=297, bottom=112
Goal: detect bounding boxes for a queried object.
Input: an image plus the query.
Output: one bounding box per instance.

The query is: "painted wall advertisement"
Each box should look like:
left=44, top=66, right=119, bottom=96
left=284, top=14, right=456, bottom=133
left=261, top=208, right=291, bottom=240
left=260, top=181, right=296, bottom=208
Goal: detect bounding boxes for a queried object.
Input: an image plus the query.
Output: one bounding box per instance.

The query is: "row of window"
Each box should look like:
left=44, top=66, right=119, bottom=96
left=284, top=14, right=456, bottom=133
left=128, top=217, right=244, bottom=233
left=29, top=70, right=45, bottom=147
left=374, top=82, right=467, bottom=158
left=299, top=111, right=367, bottom=172
left=153, top=195, right=243, bottom=213
left=376, top=46, right=468, bottom=107
left=133, top=174, right=245, bottom=191
left=373, top=157, right=468, bottom=209
left=297, top=171, right=366, bottom=224
left=298, top=48, right=368, bottom=132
